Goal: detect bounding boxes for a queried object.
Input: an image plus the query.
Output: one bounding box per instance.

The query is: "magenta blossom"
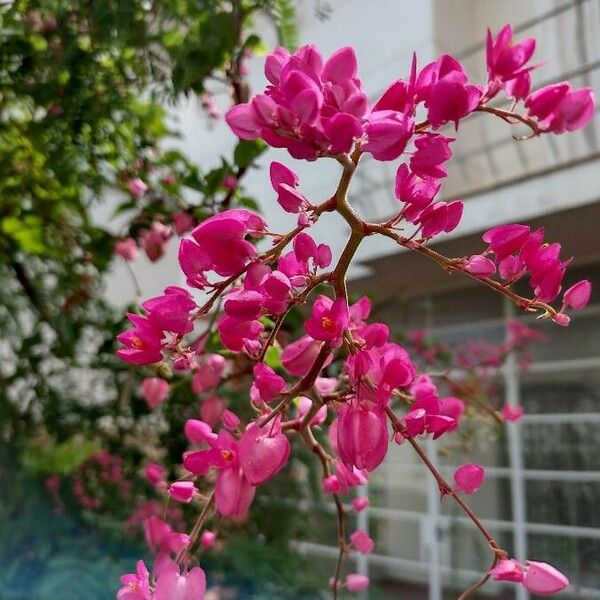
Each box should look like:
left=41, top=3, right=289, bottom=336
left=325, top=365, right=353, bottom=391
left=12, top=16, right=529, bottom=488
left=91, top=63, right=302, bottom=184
left=200, top=530, right=216, bottom=549
left=184, top=419, right=217, bottom=446
left=144, top=516, right=190, bottom=555
left=350, top=529, right=374, bottom=554
left=526, top=82, right=594, bottom=133
left=281, top=335, right=328, bottom=376
left=410, top=134, right=453, bottom=179
left=251, top=363, right=286, bottom=403
left=490, top=558, right=525, bottom=583
left=238, top=420, right=291, bottom=484
left=142, top=286, right=196, bottom=336
left=168, top=481, right=196, bottom=504
left=189, top=209, right=266, bottom=277
left=115, top=238, right=138, bottom=261
left=352, top=496, right=369, bottom=512
left=192, top=354, right=226, bottom=393
left=524, top=561, right=569, bottom=595
left=142, top=221, right=171, bottom=262
left=200, top=395, right=226, bottom=427
left=454, top=463, right=485, bottom=494
left=226, top=44, right=369, bottom=160
left=363, top=110, right=414, bottom=160
left=117, top=560, right=151, bottom=600
left=305, top=295, right=349, bottom=346
left=337, top=404, right=389, bottom=472
left=562, top=279, right=591, bottom=311
left=486, top=24, right=536, bottom=92
left=217, top=314, right=264, bottom=353
left=502, top=404, right=524, bottom=422
left=145, top=463, right=166, bottom=487
left=215, top=466, right=256, bottom=521
left=345, top=574, right=370, bottom=592
left=128, top=178, right=148, bottom=198
left=173, top=211, right=196, bottom=236
left=116, top=314, right=164, bottom=365
left=418, top=55, right=482, bottom=128
left=141, top=377, right=169, bottom=409
left=154, top=558, right=206, bottom=600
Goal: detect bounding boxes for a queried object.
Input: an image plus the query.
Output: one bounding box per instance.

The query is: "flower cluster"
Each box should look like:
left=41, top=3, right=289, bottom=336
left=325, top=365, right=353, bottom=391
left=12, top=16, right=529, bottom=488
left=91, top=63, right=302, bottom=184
left=115, top=25, right=594, bottom=599
left=465, top=224, right=591, bottom=325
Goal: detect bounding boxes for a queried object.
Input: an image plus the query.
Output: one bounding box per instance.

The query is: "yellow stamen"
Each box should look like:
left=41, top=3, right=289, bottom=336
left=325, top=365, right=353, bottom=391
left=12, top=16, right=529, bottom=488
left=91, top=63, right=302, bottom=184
left=321, top=316, right=334, bottom=331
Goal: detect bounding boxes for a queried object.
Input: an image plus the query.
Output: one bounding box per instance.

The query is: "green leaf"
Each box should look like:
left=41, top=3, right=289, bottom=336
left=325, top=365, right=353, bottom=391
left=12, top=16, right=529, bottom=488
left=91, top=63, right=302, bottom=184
left=264, top=345, right=282, bottom=369
left=233, top=139, right=267, bottom=168
left=1, top=215, right=47, bottom=254
left=272, top=0, right=298, bottom=51
left=22, top=438, right=100, bottom=476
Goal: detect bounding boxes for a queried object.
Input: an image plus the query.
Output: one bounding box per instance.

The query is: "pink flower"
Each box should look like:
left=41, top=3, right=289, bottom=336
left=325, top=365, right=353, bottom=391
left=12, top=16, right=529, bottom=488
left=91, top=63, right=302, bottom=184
left=330, top=460, right=368, bottom=495
left=142, top=286, right=196, bottom=335
left=142, top=222, right=171, bottom=262
left=337, top=404, right=389, bottom=472
left=505, top=70, right=532, bottom=101
left=116, top=314, right=164, bottom=365
left=226, top=44, right=369, bottom=160
left=526, top=83, right=595, bottom=133
left=415, top=200, right=463, bottom=238
left=523, top=561, right=569, bottom=595
left=145, top=463, right=166, bottom=487
left=183, top=430, right=238, bottom=476
left=292, top=232, right=332, bottom=270
left=305, top=295, right=349, bottom=346
left=190, top=209, right=266, bottom=277
left=281, top=335, right=327, bottom=377
left=562, top=279, right=591, bottom=311
left=217, top=315, right=264, bottom=353
left=269, top=161, right=309, bottom=213
left=223, top=289, right=264, bottom=320
left=173, top=211, right=196, bottom=236
left=115, top=238, right=138, bottom=261
left=168, top=481, right=196, bottom=504
left=296, top=395, right=327, bottom=426
left=184, top=419, right=217, bottom=445
left=502, top=404, right=524, bottom=422
left=238, top=420, right=291, bottom=484
left=128, top=178, right=148, bottom=198
left=345, top=574, right=370, bottom=592
left=215, top=467, right=256, bottom=521
left=200, top=395, right=226, bottom=427
left=454, top=463, right=485, bottom=494
left=350, top=529, right=374, bottom=554
left=200, top=530, right=216, bottom=549
left=395, top=163, right=440, bottom=208
left=251, top=363, right=286, bottom=404
left=482, top=224, right=530, bottom=260
left=192, top=354, right=226, bottom=393
left=464, top=255, right=496, bottom=278
left=178, top=239, right=210, bottom=289
left=410, top=134, right=453, bottom=179
left=418, top=55, right=481, bottom=127
left=486, top=24, right=536, bottom=88
left=352, top=496, right=369, bottom=512
left=270, top=161, right=299, bottom=189
left=221, top=174, right=238, bottom=191
left=141, top=377, right=169, bottom=409
left=221, top=409, right=240, bottom=430
left=154, top=559, right=206, bottom=600
left=490, top=558, right=525, bottom=582
left=363, top=110, right=414, bottom=160
left=440, top=396, right=465, bottom=432
left=144, top=516, right=190, bottom=554
left=117, top=560, right=151, bottom=600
